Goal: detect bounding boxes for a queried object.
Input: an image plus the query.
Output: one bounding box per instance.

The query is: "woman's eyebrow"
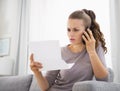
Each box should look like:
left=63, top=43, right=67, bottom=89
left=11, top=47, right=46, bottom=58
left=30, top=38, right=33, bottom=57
left=67, top=27, right=81, bottom=30
left=73, top=28, right=81, bottom=30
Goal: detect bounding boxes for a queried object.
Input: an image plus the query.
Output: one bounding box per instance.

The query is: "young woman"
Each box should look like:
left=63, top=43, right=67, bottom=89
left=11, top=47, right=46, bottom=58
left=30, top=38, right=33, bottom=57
left=30, top=9, right=108, bottom=91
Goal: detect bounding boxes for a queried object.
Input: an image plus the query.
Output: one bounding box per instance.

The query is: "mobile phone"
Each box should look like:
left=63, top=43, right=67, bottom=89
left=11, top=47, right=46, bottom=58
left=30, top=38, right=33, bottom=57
left=82, top=27, right=89, bottom=44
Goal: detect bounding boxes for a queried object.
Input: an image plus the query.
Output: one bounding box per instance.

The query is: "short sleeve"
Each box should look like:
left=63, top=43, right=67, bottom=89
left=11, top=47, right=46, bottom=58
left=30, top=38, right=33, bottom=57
left=95, top=43, right=108, bottom=81
left=45, top=70, right=60, bottom=87
left=96, top=43, right=107, bottom=67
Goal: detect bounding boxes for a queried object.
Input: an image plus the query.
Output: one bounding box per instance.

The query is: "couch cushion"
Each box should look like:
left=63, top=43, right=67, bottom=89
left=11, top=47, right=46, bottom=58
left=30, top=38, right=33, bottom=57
left=0, top=75, right=33, bottom=91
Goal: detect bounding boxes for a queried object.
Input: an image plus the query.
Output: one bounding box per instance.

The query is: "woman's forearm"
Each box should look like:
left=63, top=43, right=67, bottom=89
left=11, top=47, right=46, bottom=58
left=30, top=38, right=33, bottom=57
left=89, top=51, right=108, bottom=79
left=34, top=71, right=49, bottom=91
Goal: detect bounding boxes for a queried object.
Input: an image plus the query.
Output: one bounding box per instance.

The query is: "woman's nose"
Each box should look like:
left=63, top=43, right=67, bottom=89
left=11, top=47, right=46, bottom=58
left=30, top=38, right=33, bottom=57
left=69, top=31, right=74, bottom=37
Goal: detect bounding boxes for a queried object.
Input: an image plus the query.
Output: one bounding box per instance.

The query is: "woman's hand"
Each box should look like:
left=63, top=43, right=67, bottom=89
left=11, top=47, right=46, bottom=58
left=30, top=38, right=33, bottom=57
left=30, top=53, right=43, bottom=73
left=82, top=28, right=96, bottom=54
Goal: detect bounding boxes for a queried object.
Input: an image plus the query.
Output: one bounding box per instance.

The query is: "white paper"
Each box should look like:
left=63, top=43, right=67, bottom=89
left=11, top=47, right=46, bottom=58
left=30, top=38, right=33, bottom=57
left=29, top=40, right=74, bottom=71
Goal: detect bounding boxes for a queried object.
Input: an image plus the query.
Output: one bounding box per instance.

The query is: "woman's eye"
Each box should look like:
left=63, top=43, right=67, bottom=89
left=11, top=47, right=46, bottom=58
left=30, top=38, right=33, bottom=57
left=67, top=28, right=71, bottom=32
left=74, top=29, right=79, bottom=32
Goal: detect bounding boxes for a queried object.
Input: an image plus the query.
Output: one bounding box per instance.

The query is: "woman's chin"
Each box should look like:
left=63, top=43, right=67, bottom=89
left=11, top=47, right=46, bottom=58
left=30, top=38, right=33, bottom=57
left=70, top=42, right=77, bottom=45
left=70, top=41, right=83, bottom=45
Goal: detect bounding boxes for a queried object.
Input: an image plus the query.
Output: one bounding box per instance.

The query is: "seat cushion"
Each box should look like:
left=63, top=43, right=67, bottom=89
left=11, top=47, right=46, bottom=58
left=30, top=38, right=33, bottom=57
left=0, top=75, right=32, bottom=91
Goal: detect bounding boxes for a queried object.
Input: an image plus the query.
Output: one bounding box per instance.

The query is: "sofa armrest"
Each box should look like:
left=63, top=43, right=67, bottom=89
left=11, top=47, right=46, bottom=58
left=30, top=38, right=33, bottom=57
left=72, top=81, right=120, bottom=91
left=0, top=75, right=33, bottom=91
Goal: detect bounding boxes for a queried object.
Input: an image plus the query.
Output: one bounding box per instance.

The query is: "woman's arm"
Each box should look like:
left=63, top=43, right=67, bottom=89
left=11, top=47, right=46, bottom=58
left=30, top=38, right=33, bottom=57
left=88, top=51, right=108, bottom=79
left=34, top=71, right=49, bottom=91
left=30, top=54, right=49, bottom=91
left=82, top=29, right=108, bottom=79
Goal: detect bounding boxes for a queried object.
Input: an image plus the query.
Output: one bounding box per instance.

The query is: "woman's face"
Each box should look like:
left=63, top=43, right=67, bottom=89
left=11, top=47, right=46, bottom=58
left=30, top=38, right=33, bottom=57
left=67, top=19, right=86, bottom=45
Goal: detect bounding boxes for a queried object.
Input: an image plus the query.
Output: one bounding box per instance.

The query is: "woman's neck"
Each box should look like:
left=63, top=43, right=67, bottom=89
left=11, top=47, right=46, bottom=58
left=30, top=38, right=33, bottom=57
left=68, top=43, right=85, bottom=53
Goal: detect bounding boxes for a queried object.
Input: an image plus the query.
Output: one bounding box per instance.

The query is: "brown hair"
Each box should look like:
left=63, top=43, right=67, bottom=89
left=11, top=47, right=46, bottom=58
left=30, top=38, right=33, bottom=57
left=69, top=9, right=107, bottom=53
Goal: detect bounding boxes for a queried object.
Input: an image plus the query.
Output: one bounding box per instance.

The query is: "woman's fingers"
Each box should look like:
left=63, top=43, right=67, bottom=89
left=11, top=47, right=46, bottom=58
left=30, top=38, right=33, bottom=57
left=35, top=62, right=43, bottom=67
left=30, top=62, right=43, bottom=71
left=87, top=29, right=94, bottom=39
left=30, top=54, right=43, bottom=72
left=83, top=29, right=96, bottom=43
left=83, top=31, right=90, bottom=40
left=30, top=54, right=42, bottom=65
left=82, top=35, right=87, bottom=42
left=31, top=65, right=43, bottom=69
left=31, top=62, right=42, bottom=67
left=31, top=66, right=43, bottom=71
left=30, top=53, right=34, bottom=63
left=35, top=61, right=42, bottom=65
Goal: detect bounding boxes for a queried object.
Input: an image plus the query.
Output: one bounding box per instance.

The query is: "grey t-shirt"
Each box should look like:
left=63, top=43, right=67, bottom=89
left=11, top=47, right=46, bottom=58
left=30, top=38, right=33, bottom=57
left=45, top=44, right=108, bottom=91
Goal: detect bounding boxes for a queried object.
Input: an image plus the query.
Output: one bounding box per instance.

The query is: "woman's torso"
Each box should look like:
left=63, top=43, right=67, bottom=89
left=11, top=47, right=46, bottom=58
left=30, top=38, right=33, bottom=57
left=47, top=45, right=93, bottom=91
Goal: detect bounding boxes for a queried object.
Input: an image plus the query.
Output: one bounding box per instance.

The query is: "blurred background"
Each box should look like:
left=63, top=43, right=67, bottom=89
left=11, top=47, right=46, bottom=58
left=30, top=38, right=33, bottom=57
left=0, top=0, right=120, bottom=83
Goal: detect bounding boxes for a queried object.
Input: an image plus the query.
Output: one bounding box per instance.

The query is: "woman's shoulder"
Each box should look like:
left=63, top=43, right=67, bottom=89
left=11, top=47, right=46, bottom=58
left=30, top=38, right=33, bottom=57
left=96, top=42, right=104, bottom=53
left=97, top=41, right=102, bottom=48
left=60, top=45, right=68, bottom=53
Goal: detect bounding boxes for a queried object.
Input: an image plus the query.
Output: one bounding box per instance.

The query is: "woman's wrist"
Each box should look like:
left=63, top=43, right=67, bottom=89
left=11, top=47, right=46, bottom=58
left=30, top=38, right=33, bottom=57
left=33, top=70, right=41, bottom=75
left=88, top=50, right=96, bottom=56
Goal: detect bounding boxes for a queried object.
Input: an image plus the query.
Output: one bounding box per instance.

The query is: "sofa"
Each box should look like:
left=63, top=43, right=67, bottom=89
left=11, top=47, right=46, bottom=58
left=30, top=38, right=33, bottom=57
left=0, top=68, right=120, bottom=91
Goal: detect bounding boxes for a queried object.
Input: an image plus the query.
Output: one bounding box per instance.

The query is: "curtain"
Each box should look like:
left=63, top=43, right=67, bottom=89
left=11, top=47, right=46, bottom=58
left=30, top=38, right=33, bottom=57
left=14, top=0, right=30, bottom=75
left=110, top=0, right=120, bottom=82
left=27, top=0, right=47, bottom=74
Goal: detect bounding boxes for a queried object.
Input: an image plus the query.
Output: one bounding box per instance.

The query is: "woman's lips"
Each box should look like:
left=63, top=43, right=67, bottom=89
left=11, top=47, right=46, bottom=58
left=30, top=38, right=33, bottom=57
left=70, top=38, right=75, bottom=42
